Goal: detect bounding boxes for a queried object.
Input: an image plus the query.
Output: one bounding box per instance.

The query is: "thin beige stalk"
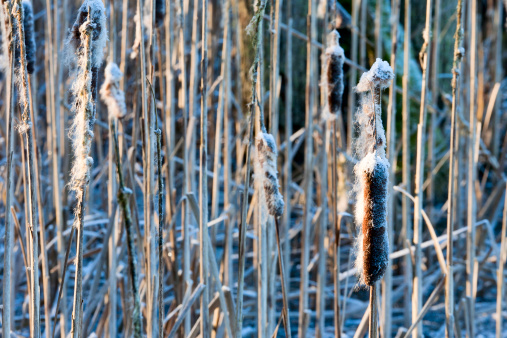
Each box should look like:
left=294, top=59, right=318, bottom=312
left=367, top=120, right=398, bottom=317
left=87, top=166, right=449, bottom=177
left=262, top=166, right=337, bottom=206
left=298, top=0, right=316, bottom=335
left=401, top=0, right=412, bottom=328
left=496, top=183, right=507, bottom=338
left=2, top=9, right=15, bottom=336
left=13, top=1, right=40, bottom=336
left=282, top=0, right=292, bottom=299
left=383, top=1, right=399, bottom=336
left=412, top=0, right=432, bottom=336
left=466, top=2, right=477, bottom=337
left=200, top=0, right=210, bottom=335
left=446, top=1, right=464, bottom=336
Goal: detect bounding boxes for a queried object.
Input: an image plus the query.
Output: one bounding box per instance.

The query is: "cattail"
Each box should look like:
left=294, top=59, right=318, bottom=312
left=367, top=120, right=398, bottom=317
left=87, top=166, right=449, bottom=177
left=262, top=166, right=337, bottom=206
left=326, top=30, right=344, bottom=116
left=353, top=58, right=393, bottom=286
left=254, top=132, right=285, bottom=217
left=68, top=0, right=107, bottom=192
left=68, top=1, right=106, bottom=335
left=100, top=62, right=126, bottom=119
left=21, top=0, right=34, bottom=74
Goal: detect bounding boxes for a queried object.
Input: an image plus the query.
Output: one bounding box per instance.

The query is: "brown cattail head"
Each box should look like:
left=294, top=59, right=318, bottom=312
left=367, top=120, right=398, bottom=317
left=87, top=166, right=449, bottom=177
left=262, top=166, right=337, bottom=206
left=21, top=0, right=35, bottom=73
left=100, top=62, right=126, bottom=119
left=354, top=153, right=389, bottom=286
left=325, top=30, right=344, bottom=116
left=254, top=132, right=284, bottom=217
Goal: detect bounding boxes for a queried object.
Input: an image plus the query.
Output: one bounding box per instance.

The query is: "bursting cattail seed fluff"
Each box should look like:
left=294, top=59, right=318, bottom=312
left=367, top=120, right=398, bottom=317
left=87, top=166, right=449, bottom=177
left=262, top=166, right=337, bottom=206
left=353, top=58, right=393, bottom=286
left=100, top=62, right=126, bottom=119
left=254, top=132, right=284, bottom=217
left=68, top=0, right=107, bottom=192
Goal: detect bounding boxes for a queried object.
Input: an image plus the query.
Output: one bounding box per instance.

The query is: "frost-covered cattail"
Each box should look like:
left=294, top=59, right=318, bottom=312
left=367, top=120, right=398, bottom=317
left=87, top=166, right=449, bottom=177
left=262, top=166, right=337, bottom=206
left=68, top=0, right=107, bottom=191
left=67, top=3, right=106, bottom=334
left=254, top=132, right=284, bottom=217
left=21, top=0, right=35, bottom=74
left=100, top=62, right=126, bottom=119
left=69, top=0, right=107, bottom=70
left=353, top=58, right=393, bottom=286
left=326, top=30, right=344, bottom=115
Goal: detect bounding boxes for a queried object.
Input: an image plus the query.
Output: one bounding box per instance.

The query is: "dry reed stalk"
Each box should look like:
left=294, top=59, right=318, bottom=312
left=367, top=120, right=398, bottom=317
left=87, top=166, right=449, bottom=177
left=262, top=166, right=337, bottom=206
left=175, top=0, right=191, bottom=332
left=12, top=0, right=40, bottom=335
left=325, top=29, right=344, bottom=338
left=427, top=0, right=440, bottom=220
left=466, top=2, right=478, bottom=337
left=496, top=183, right=507, bottom=338
left=298, top=0, right=316, bottom=335
left=236, top=2, right=267, bottom=335
left=281, top=0, right=293, bottom=310
left=111, top=119, right=143, bottom=337
left=383, top=1, right=400, bottom=336
left=100, top=62, right=126, bottom=338
left=446, top=1, right=464, bottom=336
left=412, top=0, right=432, bottom=336
left=67, top=1, right=107, bottom=336
left=200, top=0, right=210, bottom=335
left=1, top=3, right=16, bottom=335
left=401, top=0, right=412, bottom=328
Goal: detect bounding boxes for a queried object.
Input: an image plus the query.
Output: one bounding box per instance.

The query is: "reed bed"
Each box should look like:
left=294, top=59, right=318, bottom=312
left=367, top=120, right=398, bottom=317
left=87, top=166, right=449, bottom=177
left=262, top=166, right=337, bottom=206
left=0, top=0, right=506, bottom=337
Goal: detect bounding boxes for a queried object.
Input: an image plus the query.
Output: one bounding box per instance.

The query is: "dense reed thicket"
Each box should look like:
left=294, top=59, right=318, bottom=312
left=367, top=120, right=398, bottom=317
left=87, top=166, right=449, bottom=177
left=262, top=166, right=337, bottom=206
left=0, top=0, right=506, bottom=337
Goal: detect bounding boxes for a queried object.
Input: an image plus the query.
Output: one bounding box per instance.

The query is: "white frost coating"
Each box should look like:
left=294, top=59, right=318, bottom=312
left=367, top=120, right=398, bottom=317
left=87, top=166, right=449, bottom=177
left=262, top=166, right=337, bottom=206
left=325, top=30, right=344, bottom=58
left=355, top=58, right=394, bottom=92
left=254, top=132, right=285, bottom=217
left=69, top=0, right=107, bottom=68
left=100, top=62, right=126, bottom=119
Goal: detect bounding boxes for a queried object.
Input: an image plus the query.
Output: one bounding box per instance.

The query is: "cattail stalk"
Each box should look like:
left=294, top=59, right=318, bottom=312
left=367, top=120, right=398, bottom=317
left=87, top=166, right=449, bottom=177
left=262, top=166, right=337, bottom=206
left=299, top=0, right=316, bottom=335
left=446, top=0, right=464, bottom=336
left=200, top=0, right=210, bottom=336
left=13, top=0, right=40, bottom=335
left=111, top=120, right=143, bottom=337
left=401, top=0, right=412, bottom=328
left=326, top=30, right=344, bottom=338
left=467, top=2, right=477, bottom=337
left=496, top=183, right=507, bottom=338
left=68, top=1, right=107, bottom=336
left=236, top=2, right=267, bottom=335
left=282, top=0, right=292, bottom=298
left=412, top=0, right=432, bottom=336
left=2, top=3, right=16, bottom=335
left=383, top=1, right=399, bottom=336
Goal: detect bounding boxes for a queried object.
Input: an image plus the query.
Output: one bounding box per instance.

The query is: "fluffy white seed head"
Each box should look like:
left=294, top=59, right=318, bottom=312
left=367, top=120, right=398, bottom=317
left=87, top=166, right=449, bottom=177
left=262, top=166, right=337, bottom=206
left=69, top=0, right=107, bottom=68
left=254, top=132, right=285, bottom=217
left=69, top=1, right=106, bottom=192
left=100, top=62, right=126, bottom=119
left=355, top=58, right=394, bottom=93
